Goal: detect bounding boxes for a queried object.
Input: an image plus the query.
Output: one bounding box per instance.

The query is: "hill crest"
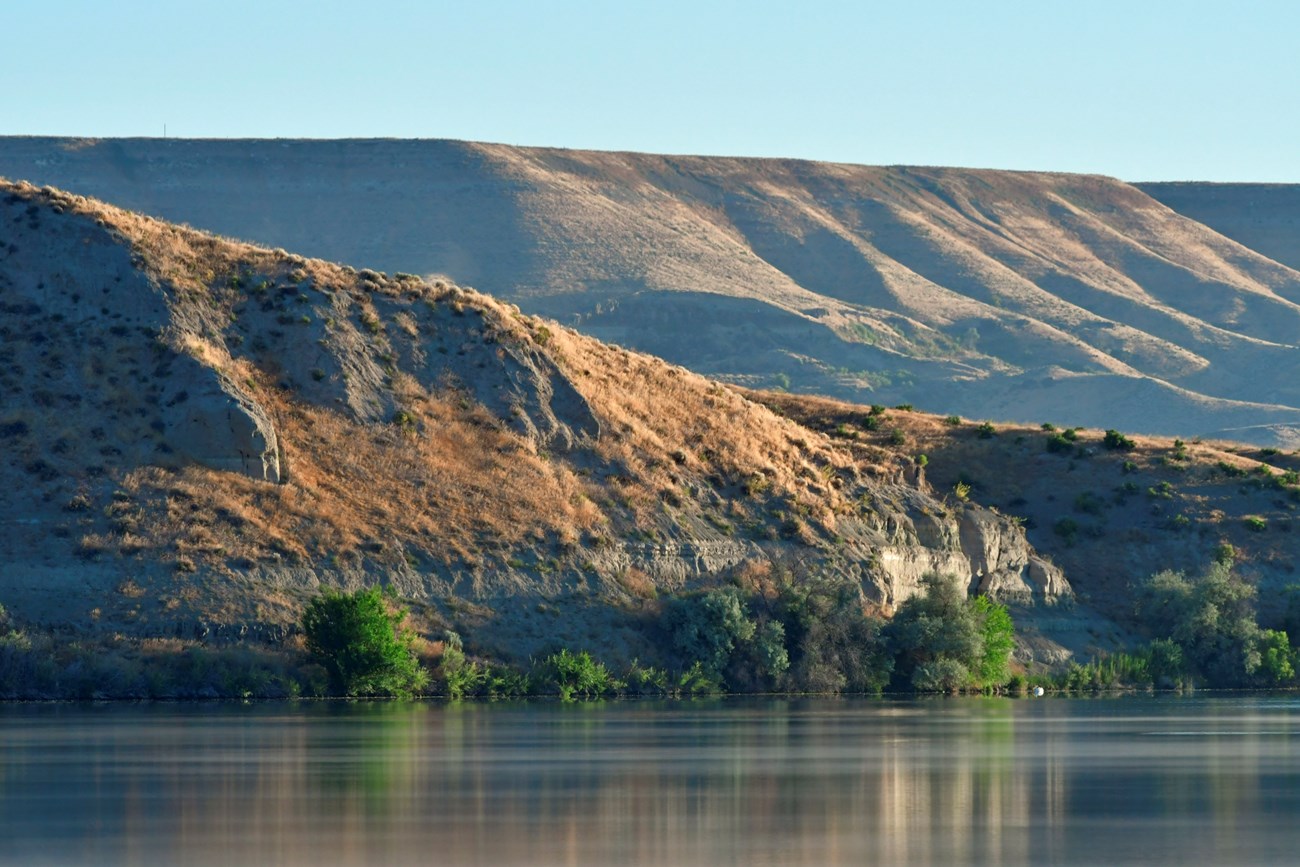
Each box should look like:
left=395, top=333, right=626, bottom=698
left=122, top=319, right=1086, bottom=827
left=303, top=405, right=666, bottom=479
left=4, top=137, right=1300, bottom=445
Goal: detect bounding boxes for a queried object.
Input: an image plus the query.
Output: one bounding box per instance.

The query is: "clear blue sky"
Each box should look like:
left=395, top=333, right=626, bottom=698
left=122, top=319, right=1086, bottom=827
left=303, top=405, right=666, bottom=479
left=7, top=0, right=1299, bottom=181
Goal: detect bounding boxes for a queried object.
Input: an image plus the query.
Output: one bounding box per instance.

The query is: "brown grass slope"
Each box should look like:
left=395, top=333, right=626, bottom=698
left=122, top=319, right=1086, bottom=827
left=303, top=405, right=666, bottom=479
left=1138, top=182, right=1300, bottom=273
left=1, top=180, right=1082, bottom=666
left=3, top=138, right=1300, bottom=446
left=754, top=390, right=1300, bottom=630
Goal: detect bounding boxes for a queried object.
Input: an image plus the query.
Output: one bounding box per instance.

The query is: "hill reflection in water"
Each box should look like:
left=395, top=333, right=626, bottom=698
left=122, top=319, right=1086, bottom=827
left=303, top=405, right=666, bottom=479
left=2, top=697, right=1298, bottom=866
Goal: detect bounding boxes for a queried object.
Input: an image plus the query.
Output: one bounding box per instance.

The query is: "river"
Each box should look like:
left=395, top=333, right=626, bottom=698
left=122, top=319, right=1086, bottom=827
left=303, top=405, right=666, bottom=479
left=3, top=696, right=1299, bottom=865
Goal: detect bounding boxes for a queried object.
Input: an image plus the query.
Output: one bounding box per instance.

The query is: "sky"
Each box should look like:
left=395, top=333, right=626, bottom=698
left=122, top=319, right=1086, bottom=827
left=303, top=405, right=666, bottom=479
left=5, top=0, right=1299, bottom=182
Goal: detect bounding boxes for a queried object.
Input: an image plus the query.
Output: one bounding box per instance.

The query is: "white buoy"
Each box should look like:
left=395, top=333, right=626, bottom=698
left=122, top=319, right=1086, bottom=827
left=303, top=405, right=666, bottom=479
left=1033, top=686, right=1045, bottom=697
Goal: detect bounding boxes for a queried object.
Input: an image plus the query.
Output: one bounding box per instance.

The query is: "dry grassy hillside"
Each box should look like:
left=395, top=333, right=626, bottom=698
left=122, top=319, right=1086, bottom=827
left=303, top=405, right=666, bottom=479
left=1138, top=183, right=1300, bottom=273
left=2, top=180, right=1082, bottom=666
left=4, top=138, right=1300, bottom=446
left=753, top=390, right=1300, bottom=627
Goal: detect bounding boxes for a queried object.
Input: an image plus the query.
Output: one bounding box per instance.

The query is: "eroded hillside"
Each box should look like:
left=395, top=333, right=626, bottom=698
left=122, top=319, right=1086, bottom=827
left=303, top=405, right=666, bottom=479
left=4, top=138, right=1300, bottom=445
left=753, top=390, right=1300, bottom=633
left=1, top=180, right=1078, bottom=667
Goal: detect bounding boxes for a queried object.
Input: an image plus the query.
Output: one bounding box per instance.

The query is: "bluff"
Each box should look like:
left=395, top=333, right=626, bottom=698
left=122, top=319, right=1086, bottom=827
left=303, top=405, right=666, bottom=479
left=0, top=180, right=1077, bottom=668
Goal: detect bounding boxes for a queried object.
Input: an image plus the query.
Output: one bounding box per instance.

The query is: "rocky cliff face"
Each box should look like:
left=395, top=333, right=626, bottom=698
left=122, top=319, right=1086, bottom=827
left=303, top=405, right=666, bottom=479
left=0, top=180, right=1079, bottom=667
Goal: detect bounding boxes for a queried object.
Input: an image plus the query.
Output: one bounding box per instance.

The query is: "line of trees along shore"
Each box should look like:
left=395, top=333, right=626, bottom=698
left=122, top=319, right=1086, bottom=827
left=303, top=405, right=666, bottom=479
left=2, top=551, right=1294, bottom=700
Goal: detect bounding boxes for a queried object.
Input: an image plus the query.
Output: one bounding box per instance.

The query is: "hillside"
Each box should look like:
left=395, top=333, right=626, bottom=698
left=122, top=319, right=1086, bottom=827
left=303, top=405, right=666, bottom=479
left=1, top=180, right=1083, bottom=674
left=1137, top=183, right=1300, bottom=273
left=751, top=392, right=1300, bottom=629
left=4, top=138, right=1300, bottom=446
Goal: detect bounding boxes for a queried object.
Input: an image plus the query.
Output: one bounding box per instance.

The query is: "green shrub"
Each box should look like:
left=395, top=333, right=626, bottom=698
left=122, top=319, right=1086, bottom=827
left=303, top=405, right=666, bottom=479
left=1040, top=422, right=1057, bottom=432
left=1147, top=481, right=1174, bottom=499
left=976, top=422, right=996, bottom=439
left=1103, top=429, right=1135, bottom=451
left=1215, top=460, right=1247, bottom=478
left=1244, top=515, right=1268, bottom=532
left=530, top=649, right=620, bottom=700
left=676, top=661, right=723, bottom=694
left=1046, top=433, right=1074, bottom=454
left=624, top=660, right=670, bottom=695
left=1073, top=491, right=1105, bottom=515
left=438, top=632, right=487, bottom=698
left=884, top=575, right=1014, bottom=693
left=1053, top=517, right=1080, bottom=544
left=301, top=587, right=428, bottom=696
left=943, top=415, right=962, bottom=426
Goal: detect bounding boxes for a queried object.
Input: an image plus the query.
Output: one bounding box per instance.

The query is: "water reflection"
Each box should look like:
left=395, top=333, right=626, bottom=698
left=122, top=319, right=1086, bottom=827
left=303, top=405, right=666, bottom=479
left=2, top=697, right=1300, bottom=865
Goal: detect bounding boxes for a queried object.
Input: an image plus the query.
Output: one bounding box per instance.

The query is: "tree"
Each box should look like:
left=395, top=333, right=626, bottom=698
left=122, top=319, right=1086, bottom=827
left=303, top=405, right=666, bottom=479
left=780, top=580, right=892, bottom=694
left=884, top=574, right=1015, bottom=692
left=1135, top=560, right=1288, bottom=688
left=972, top=595, right=1015, bottom=688
left=301, top=587, right=428, bottom=696
left=666, top=588, right=756, bottom=677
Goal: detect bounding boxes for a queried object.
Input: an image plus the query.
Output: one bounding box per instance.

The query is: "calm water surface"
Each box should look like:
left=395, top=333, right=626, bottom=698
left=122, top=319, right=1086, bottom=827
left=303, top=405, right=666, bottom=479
left=2, top=696, right=1300, bottom=866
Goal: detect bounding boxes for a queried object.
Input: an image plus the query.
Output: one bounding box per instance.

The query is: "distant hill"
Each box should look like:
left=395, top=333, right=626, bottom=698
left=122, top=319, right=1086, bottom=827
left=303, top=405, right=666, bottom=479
left=4, top=138, right=1300, bottom=446
left=1137, top=182, right=1300, bottom=272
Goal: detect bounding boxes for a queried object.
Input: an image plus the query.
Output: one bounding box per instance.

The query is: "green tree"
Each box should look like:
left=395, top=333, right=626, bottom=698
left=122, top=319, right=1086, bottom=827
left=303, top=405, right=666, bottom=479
left=885, top=574, right=981, bottom=692
left=666, top=588, right=756, bottom=677
left=884, top=574, right=1014, bottom=692
left=779, top=580, right=892, bottom=693
left=972, top=595, right=1014, bottom=688
left=301, top=587, right=428, bottom=696
left=1255, top=630, right=1296, bottom=687
left=1135, top=560, right=1283, bottom=688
